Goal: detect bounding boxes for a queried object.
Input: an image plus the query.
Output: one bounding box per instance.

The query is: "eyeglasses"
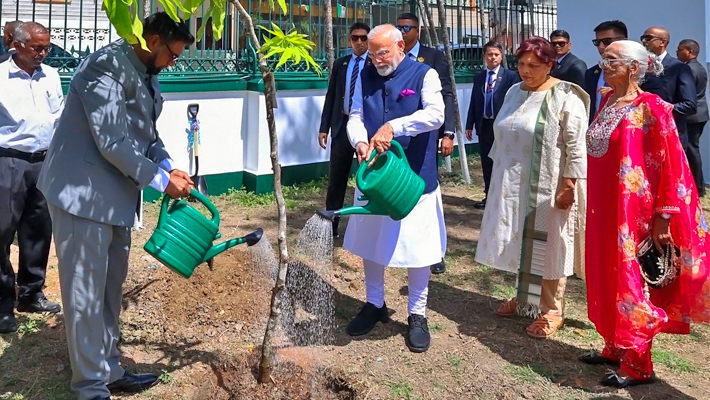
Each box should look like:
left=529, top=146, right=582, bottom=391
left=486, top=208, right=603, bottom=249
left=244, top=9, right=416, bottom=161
left=367, top=48, right=392, bottom=61
left=396, top=25, right=416, bottom=33
left=551, top=41, right=569, bottom=47
left=21, top=43, right=53, bottom=55
left=350, top=35, right=367, bottom=43
left=640, top=35, right=661, bottom=42
left=592, top=37, right=624, bottom=47
left=598, top=58, right=630, bottom=68
left=164, top=43, right=181, bottom=62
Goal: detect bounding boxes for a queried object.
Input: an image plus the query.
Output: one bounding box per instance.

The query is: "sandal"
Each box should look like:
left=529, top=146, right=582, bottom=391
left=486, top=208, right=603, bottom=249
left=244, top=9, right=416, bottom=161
left=526, top=314, right=564, bottom=339
left=495, top=298, right=518, bottom=317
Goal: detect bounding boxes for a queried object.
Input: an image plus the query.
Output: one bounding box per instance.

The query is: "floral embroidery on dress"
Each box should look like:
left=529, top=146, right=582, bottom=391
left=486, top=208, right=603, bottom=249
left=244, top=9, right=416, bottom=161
left=696, top=208, right=708, bottom=238
left=628, top=107, right=644, bottom=129
left=587, top=105, right=629, bottom=158
left=618, top=223, right=636, bottom=261
left=620, top=157, right=648, bottom=196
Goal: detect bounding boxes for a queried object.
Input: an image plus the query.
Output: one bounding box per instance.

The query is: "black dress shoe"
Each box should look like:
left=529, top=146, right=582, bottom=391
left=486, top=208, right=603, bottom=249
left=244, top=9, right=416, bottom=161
left=107, top=371, right=159, bottom=393
left=430, top=260, right=446, bottom=275
left=406, top=314, right=430, bottom=353
left=0, top=314, right=17, bottom=334
left=90, top=397, right=111, bottom=400
left=346, top=302, right=389, bottom=336
left=600, top=370, right=656, bottom=388
left=473, top=198, right=487, bottom=210
left=17, top=295, right=61, bottom=314
left=579, top=351, right=620, bottom=366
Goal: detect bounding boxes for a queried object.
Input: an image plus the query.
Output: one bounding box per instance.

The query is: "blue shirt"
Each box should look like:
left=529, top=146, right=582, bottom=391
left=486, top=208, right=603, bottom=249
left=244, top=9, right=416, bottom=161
left=343, top=53, right=366, bottom=115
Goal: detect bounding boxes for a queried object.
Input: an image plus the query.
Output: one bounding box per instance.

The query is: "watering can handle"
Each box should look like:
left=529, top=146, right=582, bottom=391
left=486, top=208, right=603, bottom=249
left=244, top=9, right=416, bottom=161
left=364, top=140, right=406, bottom=165
left=160, top=189, right=220, bottom=226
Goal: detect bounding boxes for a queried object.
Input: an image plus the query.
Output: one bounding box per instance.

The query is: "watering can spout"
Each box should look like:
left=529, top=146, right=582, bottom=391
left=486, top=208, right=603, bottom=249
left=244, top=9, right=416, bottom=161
left=316, top=209, right=339, bottom=221
left=202, top=228, right=264, bottom=262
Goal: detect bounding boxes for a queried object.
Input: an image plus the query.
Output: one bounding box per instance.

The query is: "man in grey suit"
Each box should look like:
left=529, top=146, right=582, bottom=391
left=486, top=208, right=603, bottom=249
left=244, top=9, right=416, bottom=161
left=677, top=38, right=709, bottom=196
left=38, top=12, right=194, bottom=400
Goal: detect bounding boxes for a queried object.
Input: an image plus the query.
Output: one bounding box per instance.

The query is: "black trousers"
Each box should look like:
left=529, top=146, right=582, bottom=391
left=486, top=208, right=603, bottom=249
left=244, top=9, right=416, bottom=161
left=478, top=119, right=495, bottom=196
left=325, top=123, right=355, bottom=230
left=0, top=154, right=52, bottom=314
left=687, top=121, right=707, bottom=196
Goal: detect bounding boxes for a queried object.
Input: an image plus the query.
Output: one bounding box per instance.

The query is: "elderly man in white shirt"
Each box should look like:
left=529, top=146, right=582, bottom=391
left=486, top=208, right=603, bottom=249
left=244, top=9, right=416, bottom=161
left=0, top=21, right=63, bottom=334
left=344, top=24, right=446, bottom=353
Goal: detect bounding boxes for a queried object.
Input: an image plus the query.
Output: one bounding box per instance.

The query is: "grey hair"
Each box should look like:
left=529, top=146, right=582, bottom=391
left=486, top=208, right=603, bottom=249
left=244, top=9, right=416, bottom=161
left=12, top=21, right=48, bottom=44
left=614, top=40, right=664, bottom=83
left=367, top=24, right=403, bottom=42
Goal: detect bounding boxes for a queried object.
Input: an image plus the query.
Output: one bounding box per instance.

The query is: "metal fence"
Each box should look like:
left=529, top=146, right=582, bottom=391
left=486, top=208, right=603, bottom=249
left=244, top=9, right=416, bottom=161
left=0, top=0, right=556, bottom=78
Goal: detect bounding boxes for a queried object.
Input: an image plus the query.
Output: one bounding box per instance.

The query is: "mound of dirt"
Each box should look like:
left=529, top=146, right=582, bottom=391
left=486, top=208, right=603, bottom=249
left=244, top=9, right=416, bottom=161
left=122, top=248, right=274, bottom=344
left=188, top=351, right=356, bottom=400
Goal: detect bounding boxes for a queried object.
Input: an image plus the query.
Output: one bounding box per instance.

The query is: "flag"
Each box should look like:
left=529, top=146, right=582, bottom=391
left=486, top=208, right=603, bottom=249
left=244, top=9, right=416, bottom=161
left=336, top=4, right=347, bottom=18
left=469, top=0, right=476, bottom=8
left=301, top=4, right=310, bottom=12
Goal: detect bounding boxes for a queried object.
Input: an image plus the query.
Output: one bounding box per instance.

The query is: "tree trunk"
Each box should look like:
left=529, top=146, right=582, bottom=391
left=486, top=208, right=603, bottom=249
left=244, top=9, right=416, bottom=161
left=418, top=0, right=439, bottom=46
left=435, top=0, right=471, bottom=184
left=143, top=0, right=151, bottom=18
left=230, top=0, right=289, bottom=385
left=323, top=1, right=335, bottom=74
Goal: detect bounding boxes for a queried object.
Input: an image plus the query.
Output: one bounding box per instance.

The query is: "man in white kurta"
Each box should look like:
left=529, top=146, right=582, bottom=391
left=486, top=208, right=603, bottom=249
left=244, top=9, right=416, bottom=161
left=343, top=24, right=447, bottom=353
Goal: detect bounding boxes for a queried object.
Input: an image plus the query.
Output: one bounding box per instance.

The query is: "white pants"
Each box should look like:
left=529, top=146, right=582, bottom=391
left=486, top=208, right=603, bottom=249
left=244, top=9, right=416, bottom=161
left=363, top=259, right=430, bottom=316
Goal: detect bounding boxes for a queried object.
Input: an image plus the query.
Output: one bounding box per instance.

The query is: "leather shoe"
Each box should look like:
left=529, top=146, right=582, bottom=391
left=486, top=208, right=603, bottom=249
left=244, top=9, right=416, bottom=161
left=579, top=351, right=619, bottom=366
left=473, top=198, right=487, bottom=209
left=90, top=397, right=111, bottom=400
left=17, top=295, right=61, bottom=314
left=600, top=370, right=656, bottom=388
left=346, top=302, right=389, bottom=336
left=0, top=314, right=18, bottom=334
left=407, top=314, right=430, bottom=353
left=430, top=260, right=446, bottom=274
left=107, top=371, right=159, bottom=393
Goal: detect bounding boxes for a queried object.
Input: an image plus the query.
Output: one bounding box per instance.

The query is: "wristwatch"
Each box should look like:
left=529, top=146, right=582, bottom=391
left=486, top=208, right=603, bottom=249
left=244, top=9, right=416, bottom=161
left=443, top=131, right=455, bottom=140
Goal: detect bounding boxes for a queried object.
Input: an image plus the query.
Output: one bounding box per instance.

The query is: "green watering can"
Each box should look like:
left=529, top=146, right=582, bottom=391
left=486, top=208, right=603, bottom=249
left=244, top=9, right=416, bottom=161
left=318, top=140, right=425, bottom=222
left=144, top=189, right=263, bottom=278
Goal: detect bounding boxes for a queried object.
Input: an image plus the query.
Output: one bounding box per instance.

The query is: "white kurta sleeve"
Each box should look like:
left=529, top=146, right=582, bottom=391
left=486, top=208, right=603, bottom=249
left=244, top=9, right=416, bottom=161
left=388, top=69, right=445, bottom=137
left=560, top=92, right=588, bottom=179
left=346, top=74, right=368, bottom=148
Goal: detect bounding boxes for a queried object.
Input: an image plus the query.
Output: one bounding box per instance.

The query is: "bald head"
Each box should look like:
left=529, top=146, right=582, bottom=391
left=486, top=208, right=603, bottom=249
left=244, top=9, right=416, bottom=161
left=642, top=27, right=669, bottom=55
left=367, top=24, right=405, bottom=76
left=3, top=20, right=22, bottom=49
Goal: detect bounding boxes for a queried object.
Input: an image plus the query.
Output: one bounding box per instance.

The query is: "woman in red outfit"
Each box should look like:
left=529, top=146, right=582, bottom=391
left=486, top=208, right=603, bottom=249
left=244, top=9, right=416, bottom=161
left=584, top=40, right=710, bottom=388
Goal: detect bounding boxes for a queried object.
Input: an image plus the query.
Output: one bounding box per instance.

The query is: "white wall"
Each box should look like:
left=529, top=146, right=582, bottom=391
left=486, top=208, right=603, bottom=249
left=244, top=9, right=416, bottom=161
left=559, top=0, right=710, bottom=181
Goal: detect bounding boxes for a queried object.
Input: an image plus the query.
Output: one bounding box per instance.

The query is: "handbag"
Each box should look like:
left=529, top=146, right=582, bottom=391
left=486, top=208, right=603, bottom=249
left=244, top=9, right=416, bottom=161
left=636, top=236, right=680, bottom=289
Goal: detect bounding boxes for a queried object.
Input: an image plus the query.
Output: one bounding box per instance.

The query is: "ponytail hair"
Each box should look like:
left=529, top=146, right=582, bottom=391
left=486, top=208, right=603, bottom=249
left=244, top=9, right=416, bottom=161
left=614, top=40, right=664, bottom=84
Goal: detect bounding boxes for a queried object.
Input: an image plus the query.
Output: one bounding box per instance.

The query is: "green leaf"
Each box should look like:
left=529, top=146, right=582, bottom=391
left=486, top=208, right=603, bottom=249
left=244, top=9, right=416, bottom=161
left=157, top=0, right=180, bottom=23
left=277, top=0, right=288, bottom=15
left=275, top=47, right=293, bottom=69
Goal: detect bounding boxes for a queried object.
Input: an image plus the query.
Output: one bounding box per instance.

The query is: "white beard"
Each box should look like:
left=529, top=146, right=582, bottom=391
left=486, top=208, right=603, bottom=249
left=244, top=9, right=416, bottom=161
left=376, top=56, right=403, bottom=77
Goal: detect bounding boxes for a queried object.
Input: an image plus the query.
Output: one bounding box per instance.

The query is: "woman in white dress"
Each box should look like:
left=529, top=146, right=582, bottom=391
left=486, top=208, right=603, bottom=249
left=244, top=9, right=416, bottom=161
left=475, top=37, right=590, bottom=338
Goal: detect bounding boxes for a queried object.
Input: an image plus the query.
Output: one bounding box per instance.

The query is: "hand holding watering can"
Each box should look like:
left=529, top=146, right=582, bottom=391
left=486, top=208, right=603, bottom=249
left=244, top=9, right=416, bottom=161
left=355, top=122, right=396, bottom=167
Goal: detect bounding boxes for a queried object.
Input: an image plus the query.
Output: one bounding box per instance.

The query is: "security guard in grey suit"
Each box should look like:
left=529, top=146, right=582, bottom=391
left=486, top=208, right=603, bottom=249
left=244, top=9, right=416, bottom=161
left=38, top=13, right=194, bottom=400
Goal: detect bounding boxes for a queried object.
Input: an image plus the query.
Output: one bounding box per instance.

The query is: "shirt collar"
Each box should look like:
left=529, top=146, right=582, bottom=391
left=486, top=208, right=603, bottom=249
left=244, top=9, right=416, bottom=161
left=408, top=41, right=421, bottom=58
left=351, top=53, right=364, bottom=62
left=6, top=55, right=44, bottom=77
left=120, top=39, right=149, bottom=76
left=658, top=51, right=668, bottom=62
left=557, top=53, right=569, bottom=64
left=486, top=65, right=501, bottom=75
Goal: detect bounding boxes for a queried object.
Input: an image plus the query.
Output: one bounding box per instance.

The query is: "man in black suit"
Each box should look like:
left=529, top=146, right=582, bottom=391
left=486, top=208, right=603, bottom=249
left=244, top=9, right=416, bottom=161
left=641, top=26, right=697, bottom=149
left=584, top=20, right=670, bottom=124
left=319, top=22, right=370, bottom=238
left=396, top=13, right=455, bottom=275
left=677, top=38, right=709, bottom=196
left=0, top=21, right=22, bottom=63
left=465, top=41, right=520, bottom=210
left=549, top=29, right=587, bottom=87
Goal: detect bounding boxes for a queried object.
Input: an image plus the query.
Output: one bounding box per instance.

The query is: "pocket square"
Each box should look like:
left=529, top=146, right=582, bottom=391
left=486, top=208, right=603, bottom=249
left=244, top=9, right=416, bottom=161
left=399, top=89, right=416, bottom=98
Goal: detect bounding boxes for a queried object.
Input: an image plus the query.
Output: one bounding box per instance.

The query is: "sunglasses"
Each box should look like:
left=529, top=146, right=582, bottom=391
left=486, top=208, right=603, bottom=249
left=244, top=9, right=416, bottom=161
left=592, top=37, right=624, bottom=47
left=21, top=43, right=53, bottom=54
left=598, top=58, right=630, bottom=68
left=551, top=41, right=568, bottom=47
left=396, top=25, right=416, bottom=33
left=640, top=35, right=661, bottom=42
left=164, top=43, right=181, bottom=62
left=350, top=35, right=367, bottom=43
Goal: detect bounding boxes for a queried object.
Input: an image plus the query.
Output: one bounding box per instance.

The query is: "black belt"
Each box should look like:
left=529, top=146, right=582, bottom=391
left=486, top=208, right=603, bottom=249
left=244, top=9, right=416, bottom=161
left=0, top=147, right=47, bottom=162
